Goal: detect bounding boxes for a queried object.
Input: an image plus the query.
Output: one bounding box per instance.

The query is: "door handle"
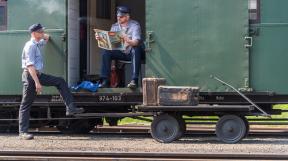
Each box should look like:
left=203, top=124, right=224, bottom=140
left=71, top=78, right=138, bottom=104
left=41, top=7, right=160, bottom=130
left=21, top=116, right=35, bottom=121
left=245, top=36, right=253, bottom=48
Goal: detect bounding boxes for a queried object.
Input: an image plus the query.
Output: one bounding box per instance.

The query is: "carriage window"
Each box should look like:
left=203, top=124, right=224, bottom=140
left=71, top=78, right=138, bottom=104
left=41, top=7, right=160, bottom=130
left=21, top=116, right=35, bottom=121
left=0, top=0, right=7, bottom=31
left=249, top=0, right=260, bottom=23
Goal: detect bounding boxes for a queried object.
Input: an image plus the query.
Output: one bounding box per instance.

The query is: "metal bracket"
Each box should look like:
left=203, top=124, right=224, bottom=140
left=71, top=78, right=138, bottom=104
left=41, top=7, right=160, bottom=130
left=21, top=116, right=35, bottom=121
left=47, top=106, right=52, bottom=120
left=145, top=31, right=154, bottom=52
left=61, top=33, right=66, bottom=42
left=245, top=36, right=253, bottom=48
left=238, top=78, right=253, bottom=92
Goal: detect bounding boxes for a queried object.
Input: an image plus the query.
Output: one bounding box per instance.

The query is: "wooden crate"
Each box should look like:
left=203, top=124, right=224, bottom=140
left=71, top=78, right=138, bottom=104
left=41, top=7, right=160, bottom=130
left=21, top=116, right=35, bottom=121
left=158, top=86, right=199, bottom=106
left=142, top=78, right=166, bottom=106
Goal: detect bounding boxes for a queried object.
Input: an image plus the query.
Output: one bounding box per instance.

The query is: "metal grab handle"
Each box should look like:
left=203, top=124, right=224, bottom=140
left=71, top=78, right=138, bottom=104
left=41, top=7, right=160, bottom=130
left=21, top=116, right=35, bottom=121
left=145, top=31, right=154, bottom=52
left=245, top=36, right=253, bottom=48
left=211, top=75, right=271, bottom=118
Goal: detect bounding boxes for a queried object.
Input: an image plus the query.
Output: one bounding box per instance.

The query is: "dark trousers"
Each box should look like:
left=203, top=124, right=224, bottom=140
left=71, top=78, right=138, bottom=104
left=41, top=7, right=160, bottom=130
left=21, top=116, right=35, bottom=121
left=19, top=71, right=74, bottom=133
left=101, top=46, right=142, bottom=81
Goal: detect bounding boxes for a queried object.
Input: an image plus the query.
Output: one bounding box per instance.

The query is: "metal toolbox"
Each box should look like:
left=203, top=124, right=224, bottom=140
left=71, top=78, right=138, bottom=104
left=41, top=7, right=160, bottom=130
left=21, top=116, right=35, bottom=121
left=142, top=78, right=166, bottom=106
left=157, top=86, right=199, bottom=106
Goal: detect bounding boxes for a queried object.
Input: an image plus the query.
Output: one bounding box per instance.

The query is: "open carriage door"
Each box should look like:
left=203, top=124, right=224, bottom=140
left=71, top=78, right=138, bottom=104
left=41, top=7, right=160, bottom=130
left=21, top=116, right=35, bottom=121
left=145, top=0, right=249, bottom=92
left=87, top=0, right=116, bottom=76
left=2, top=0, right=67, bottom=94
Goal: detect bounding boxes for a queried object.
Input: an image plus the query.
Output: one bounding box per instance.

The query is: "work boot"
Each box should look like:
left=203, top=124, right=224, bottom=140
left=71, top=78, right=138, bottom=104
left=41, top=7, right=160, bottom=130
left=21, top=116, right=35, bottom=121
left=66, top=106, right=85, bottom=116
left=19, top=133, right=34, bottom=140
left=127, top=79, right=138, bottom=89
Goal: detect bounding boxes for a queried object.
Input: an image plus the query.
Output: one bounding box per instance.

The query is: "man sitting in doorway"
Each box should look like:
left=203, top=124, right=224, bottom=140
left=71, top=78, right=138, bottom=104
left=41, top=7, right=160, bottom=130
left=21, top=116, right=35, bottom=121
left=95, top=6, right=142, bottom=89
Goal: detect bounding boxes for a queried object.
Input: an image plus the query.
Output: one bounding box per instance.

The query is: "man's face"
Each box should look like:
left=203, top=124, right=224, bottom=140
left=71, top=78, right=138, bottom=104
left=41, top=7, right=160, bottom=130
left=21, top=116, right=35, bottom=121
left=117, top=14, right=129, bottom=24
left=32, top=30, right=44, bottom=39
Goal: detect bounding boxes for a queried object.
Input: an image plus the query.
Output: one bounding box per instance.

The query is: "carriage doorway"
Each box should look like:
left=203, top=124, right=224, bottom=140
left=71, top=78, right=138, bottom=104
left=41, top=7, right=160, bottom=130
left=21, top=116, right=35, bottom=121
left=85, top=0, right=146, bottom=78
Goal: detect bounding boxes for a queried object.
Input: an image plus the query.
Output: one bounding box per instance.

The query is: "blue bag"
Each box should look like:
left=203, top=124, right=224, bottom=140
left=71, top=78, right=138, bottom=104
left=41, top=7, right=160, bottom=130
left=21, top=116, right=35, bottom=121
left=71, top=81, right=100, bottom=92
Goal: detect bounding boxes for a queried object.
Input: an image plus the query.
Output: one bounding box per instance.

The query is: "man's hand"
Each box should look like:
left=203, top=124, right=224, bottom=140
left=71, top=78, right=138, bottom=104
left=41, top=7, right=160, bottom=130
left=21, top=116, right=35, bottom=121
left=95, top=34, right=102, bottom=40
left=43, top=34, right=50, bottom=42
left=122, top=34, right=139, bottom=47
left=35, top=82, right=42, bottom=94
left=123, top=35, right=131, bottom=43
left=27, top=66, right=42, bottom=94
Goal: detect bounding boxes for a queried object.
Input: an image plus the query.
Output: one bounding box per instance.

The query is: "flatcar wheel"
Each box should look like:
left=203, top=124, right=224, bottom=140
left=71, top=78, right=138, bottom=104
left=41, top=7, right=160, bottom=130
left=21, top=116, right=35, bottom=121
left=57, top=119, right=97, bottom=134
left=176, top=115, right=186, bottom=140
left=151, top=114, right=180, bottom=143
left=216, top=115, right=246, bottom=144
left=240, top=116, right=249, bottom=138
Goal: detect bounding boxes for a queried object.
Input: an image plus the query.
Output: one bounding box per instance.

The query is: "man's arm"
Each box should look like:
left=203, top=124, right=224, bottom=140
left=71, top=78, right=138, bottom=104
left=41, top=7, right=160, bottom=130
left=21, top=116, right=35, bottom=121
left=27, top=65, right=42, bottom=94
left=38, top=34, right=50, bottom=47
left=123, top=37, right=139, bottom=47
left=123, top=24, right=141, bottom=47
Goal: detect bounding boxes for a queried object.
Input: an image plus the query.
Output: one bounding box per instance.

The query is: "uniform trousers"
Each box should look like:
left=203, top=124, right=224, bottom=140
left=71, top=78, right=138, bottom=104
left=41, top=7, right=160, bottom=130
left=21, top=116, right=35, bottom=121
left=100, top=46, right=142, bottom=81
left=19, top=71, right=74, bottom=133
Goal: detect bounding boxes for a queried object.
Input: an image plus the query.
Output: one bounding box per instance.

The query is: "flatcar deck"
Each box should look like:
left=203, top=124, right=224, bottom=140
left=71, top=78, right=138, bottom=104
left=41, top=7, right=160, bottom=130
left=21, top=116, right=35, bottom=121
left=137, top=105, right=255, bottom=112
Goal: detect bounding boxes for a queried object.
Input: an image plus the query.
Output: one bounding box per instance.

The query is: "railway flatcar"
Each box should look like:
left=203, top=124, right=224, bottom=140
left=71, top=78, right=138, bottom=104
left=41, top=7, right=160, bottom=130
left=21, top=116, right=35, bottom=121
left=0, top=0, right=287, bottom=143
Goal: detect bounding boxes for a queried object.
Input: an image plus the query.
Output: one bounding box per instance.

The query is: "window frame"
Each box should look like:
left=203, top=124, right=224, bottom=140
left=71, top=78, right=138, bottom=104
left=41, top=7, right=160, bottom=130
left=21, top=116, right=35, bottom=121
left=249, top=0, right=261, bottom=24
left=0, top=0, right=7, bottom=31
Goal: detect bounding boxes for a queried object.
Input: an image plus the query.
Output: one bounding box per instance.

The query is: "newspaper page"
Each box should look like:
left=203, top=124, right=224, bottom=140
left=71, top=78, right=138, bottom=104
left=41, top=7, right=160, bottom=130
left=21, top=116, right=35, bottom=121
left=94, top=29, right=125, bottom=50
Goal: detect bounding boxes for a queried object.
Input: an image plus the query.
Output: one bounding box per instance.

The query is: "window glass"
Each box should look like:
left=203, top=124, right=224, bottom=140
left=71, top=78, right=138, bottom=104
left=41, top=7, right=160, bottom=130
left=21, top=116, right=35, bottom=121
left=0, top=6, right=4, bottom=26
left=0, top=1, right=6, bottom=30
left=249, top=0, right=257, bottom=10
left=249, top=0, right=260, bottom=23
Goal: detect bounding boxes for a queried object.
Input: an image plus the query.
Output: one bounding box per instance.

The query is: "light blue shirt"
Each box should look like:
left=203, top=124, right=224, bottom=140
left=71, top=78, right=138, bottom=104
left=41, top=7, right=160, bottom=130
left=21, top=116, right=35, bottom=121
left=21, top=39, right=46, bottom=71
left=111, top=20, right=141, bottom=53
left=111, top=20, right=141, bottom=41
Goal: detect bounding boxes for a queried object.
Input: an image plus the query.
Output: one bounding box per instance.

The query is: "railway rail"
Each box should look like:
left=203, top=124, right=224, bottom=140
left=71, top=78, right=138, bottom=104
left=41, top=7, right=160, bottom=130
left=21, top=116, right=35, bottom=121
left=94, top=125, right=288, bottom=133
left=0, top=151, right=287, bottom=161
left=29, top=125, right=288, bottom=137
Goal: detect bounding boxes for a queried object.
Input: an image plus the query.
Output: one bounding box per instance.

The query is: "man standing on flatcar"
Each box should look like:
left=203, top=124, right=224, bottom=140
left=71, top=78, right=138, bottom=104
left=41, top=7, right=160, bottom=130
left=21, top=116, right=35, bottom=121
left=19, top=24, right=84, bottom=140
left=95, top=6, right=143, bottom=89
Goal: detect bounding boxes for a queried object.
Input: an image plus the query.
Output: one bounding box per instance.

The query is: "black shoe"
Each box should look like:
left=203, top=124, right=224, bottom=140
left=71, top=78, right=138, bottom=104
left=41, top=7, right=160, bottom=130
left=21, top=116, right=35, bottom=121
left=127, top=80, right=138, bottom=89
left=66, top=107, right=85, bottom=116
left=99, top=79, right=109, bottom=88
left=19, top=133, right=34, bottom=140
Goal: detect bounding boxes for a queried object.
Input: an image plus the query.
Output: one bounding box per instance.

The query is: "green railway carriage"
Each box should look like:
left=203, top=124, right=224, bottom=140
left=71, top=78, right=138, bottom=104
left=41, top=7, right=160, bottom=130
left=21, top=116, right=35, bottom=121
left=0, top=0, right=288, bottom=143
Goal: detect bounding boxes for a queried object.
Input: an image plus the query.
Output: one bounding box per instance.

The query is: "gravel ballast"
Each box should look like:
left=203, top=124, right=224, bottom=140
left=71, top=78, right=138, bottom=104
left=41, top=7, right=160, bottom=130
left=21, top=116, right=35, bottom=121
left=0, top=134, right=287, bottom=154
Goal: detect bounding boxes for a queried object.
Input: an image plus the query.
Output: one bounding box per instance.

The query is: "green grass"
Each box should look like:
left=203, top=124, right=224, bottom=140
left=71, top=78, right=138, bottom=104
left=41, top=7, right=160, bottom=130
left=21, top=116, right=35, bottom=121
left=118, top=117, right=151, bottom=125
left=271, top=104, right=288, bottom=119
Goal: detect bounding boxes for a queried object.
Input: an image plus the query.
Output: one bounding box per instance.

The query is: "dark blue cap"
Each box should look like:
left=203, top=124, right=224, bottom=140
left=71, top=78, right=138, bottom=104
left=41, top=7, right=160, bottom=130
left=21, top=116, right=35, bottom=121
left=117, top=6, right=130, bottom=17
left=28, top=23, right=45, bottom=33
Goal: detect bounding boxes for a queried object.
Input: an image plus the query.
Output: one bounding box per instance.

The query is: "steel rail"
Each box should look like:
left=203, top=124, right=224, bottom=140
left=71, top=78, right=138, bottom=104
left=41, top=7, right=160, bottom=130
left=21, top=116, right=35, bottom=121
left=94, top=125, right=288, bottom=134
left=0, top=151, right=288, bottom=161
left=28, top=125, right=288, bottom=137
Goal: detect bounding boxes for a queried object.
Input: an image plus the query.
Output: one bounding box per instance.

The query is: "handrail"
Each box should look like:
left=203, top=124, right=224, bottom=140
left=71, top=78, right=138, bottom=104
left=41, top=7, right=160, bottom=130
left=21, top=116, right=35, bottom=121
left=0, top=29, right=64, bottom=34
left=211, top=75, right=271, bottom=118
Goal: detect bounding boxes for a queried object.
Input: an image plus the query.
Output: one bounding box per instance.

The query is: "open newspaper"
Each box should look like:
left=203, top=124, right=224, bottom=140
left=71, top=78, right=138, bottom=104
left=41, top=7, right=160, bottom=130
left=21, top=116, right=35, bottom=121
left=94, top=29, right=125, bottom=50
